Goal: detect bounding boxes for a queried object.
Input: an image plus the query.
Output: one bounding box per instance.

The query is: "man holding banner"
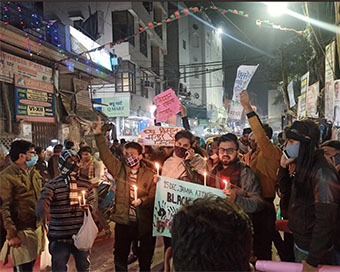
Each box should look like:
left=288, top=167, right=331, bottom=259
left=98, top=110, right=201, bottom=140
left=208, top=133, right=263, bottom=215
left=92, top=116, right=156, bottom=272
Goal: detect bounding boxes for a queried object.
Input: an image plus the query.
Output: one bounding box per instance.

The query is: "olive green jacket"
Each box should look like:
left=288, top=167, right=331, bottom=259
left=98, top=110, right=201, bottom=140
left=0, top=163, right=42, bottom=240
left=95, top=134, right=156, bottom=236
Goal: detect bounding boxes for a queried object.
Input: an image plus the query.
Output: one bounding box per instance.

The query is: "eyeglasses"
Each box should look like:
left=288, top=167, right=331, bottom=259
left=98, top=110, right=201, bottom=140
left=218, top=148, right=237, bottom=155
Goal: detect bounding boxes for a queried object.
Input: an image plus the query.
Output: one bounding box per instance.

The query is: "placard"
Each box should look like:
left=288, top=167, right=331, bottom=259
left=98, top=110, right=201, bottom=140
left=153, top=89, right=181, bottom=123
left=306, top=82, right=319, bottom=118
left=287, top=81, right=296, bottom=108
left=297, top=93, right=306, bottom=120
left=300, top=72, right=309, bottom=94
left=334, top=80, right=340, bottom=126
left=325, top=41, right=336, bottom=121
left=138, top=126, right=183, bottom=146
left=153, top=176, right=226, bottom=237
left=14, top=75, right=55, bottom=123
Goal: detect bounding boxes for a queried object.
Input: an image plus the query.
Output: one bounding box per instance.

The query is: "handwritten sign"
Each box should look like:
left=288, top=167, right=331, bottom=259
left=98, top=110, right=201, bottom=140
left=153, top=89, right=181, bottom=123
left=138, top=126, right=183, bottom=146
left=306, top=82, right=319, bottom=118
left=153, top=176, right=226, bottom=237
left=228, top=65, right=258, bottom=120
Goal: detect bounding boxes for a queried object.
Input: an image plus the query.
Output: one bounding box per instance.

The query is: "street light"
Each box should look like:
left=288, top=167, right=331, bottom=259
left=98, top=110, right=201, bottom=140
left=217, top=27, right=223, bottom=35
left=266, top=2, right=287, bottom=17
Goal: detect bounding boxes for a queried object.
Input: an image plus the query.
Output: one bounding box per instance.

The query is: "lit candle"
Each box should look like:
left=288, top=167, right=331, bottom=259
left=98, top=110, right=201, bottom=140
left=78, top=196, right=81, bottom=206
left=203, top=171, right=207, bottom=186
left=82, top=190, right=86, bottom=205
left=223, top=179, right=228, bottom=190
left=133, top=185, right=138, bottom=202
left=155, top=162, right=160, bottom=176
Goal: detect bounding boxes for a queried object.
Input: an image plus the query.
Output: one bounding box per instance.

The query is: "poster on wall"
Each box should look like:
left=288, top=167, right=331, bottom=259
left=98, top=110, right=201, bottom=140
left=287, top=81, right=296, bottom=108
left=306, top=82, right=319, bottom=118
left=152, top=176, right=226, bottom=238
left=334, top=80, right=340, bottom=126
left=325, top=82, right=334, bottom=122
left=14, top=75, right=55, bottom=123
left=300, top=72, right=309, bottom=94
left=325, top=41, right=336, bottom=121
left=0, top=52, right=53, bottom=84
left=297, top=93, right=306, bottom=120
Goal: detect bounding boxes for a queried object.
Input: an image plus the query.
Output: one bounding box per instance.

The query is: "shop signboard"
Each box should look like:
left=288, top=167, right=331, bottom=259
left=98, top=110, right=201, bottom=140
left=306, top=82, right=319, bottom=118
left=0, top=52, right=53, bottom=84
left=14, top=75, right=55, bottom=123
left=93, top=96, right=130, bottom=117
left=153, top=176, right=226, bottom=237
left=138, top=126, right=183, bottom=146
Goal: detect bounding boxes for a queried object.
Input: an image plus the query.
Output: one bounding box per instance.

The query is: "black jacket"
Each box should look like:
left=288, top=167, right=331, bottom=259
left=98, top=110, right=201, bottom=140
left=35, top=157, right=49, bottom=184
left=278, top=150, right=340, bottom=267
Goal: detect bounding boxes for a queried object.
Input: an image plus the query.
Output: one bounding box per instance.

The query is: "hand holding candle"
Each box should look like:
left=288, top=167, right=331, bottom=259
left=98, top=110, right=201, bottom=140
left=133, top=185, right=138, bottom=202
left=82, top=190, right=86, bottom=205
left=155, top=162, right=160, bottom=176
left=203, top=171, right=207, bottom=186
left=223, top=179, right=228, bottom=190
left=78, top=196, right=81, bottom=206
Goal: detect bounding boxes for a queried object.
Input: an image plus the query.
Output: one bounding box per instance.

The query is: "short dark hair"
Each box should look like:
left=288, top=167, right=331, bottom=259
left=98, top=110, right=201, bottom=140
left=79, top=146, right=92, bottom=155
left=171, top=197, right=253, bottom=271
left=113, top=139, right=119, bottom=144
left=243, top=128, right=252, bottom=136
left=278, top=132, right=283, bottom=138
left=175, top=130, right=194, bottom=145
left=120, top=138, right=126, bottom=145
left=35, top=146, right=44, bottom=156
left=53, top=144, right=63, bottom=153
left=321, top=140, right=340, bottom=151
left=218, top=133, right=239, bottom=150
left=9, top=140, right=34, bottom=162
left=262, top=124, right=273, bottom=139
left=65, top=140, right=75, bottom=150
left=125, top=142, right=143, bottom=155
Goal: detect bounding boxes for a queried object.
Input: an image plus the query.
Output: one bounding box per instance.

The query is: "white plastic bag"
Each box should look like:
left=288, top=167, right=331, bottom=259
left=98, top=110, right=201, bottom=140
left=72, top=211, right=99, bottom=251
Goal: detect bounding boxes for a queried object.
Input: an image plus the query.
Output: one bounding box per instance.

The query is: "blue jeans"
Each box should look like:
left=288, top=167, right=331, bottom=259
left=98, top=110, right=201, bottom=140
left=49, top=240, right=90, bottom=272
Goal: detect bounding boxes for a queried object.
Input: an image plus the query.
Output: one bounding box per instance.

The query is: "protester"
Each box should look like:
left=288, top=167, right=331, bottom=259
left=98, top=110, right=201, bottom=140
left=277, top=132, right=285, bottom=150
left=35, top=146, right=49, bottom=185
left=47, top=144, right=63, bottom=179
left=110, top=139, right=123, bottom=159
left=278, top=120, right=340, bottom=270
left=193, top=136, right=208, bottom=158
left=36, top=149, right=97, bottom=272
left=239, top=128, right=252, bottom=154
left=240, top=90, right=282, bottom=261
left=0, top=140, right=42, bottom=271
left=164, top=197, right=254, bottom=272
left=321, top=140, right=340, bottom=172
left=208, top=133, right=263, bottom=214
left=79, top=146, right=105, bottom=209
left=79, top=141, right=88, bottom=149
left=206, top=137, right=220, bottom=171
left=93, top=116, right=156, bottom=272
left=64, top=140, right=75, bottom=150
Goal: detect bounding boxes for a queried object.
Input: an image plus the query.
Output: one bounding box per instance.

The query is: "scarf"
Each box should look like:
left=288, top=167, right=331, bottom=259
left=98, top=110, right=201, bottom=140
left=209, top=158, right=241, bottom=188
left=58, top=150, right=80, bottom=205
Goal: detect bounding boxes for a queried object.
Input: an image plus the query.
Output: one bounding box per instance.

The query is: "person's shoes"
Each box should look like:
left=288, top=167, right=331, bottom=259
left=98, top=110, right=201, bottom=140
left=127, top=254, right=138, bottom=264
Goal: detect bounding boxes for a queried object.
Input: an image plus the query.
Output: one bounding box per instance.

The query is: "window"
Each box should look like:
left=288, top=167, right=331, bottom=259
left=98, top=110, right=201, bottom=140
left=143, top=2, right=153, bottom=13
left=151, top=46, right=160, bottom=75
left=139, top=25, right=148, bottom=57
left=192, top=24, right=199, bottom=30
left=182, top=40, right=186, bottom=50
left=192, top=33, right=200, bottom=48
left=116, top=61, right=136, bottom=93
left=112, top=11, right=135, bottom=46
left=155, top=82, right=161, bottom=95
left=141, top=71, right=149, bottom=98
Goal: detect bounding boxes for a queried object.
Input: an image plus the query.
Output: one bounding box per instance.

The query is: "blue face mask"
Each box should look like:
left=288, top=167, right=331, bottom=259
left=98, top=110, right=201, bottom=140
left=285, top=143, right=300, bottom=159
left=26, top=155, right=38, bottom=168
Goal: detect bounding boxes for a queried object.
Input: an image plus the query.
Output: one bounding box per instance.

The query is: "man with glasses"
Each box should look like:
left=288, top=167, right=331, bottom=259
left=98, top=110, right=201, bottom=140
left=208, top=134, right=263, bottom=215
left=0, top=140, right=42, bottom=272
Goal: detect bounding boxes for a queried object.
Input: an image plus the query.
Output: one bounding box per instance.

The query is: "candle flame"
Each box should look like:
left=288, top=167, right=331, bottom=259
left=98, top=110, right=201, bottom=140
left=203, top=171, right=207, bottom=177
left=133, top=185, right=137, bottom=190
left=155, top=162, right=159, bottom=168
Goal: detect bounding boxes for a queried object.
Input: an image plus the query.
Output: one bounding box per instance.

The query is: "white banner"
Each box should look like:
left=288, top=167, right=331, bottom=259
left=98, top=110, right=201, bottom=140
left=153, top=176, right=226, bottom=237
left=300, top=72, right=309, bottom=94
left=287, top=81, right=296, bottom=108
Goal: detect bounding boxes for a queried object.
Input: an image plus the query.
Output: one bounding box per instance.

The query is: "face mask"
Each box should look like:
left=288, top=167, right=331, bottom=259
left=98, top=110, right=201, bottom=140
left=174, top=146, right=187, bottom=158
left=125, top=156, right=139, bottom=168
left=26, top=155, right=38, bottom=168
left=285, top=143, right=300, bottom=159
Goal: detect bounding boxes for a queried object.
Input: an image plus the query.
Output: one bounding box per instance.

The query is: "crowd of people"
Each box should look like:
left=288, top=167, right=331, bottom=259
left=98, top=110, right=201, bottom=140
left=0, top=90, right=340, bottom=272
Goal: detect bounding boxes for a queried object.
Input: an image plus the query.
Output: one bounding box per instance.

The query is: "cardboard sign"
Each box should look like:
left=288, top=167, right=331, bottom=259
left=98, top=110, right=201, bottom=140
left=153, top=89, right=181, bottom=123
left=138, top=126, right=183, bottom=146
left=153, top=176, right=226, bottom=237
left=306, top=82, right=319, bottom=118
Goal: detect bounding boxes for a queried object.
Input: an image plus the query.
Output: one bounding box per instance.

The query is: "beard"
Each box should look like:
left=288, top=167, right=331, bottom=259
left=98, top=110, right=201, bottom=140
left=221, top=155, right=236, bottom=166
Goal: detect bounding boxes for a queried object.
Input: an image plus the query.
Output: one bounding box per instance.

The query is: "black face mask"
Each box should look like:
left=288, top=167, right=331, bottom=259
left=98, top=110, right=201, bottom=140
left=174, top=146, right=187, bottom=158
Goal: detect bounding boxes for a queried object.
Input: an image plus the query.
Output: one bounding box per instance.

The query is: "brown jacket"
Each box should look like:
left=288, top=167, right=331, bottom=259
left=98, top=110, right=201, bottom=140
left=243, top=115, right=282, bottom=199
left=95, top=134, right=156, bottom=236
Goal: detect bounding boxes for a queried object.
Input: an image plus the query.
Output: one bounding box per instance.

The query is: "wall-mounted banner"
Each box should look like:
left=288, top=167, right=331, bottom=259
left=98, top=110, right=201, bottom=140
left=153, top=176, right=226, bottom=238
left=14, top=75, right=55, bottom=123
left=138, top=126, right=183, bottom=146
left=0, top=52, right=53, bottom=84
left=287, top=81, right=296, bottom=108
left=297, top=93, right=306, bottom=120
left=306, top=82, right=319, bottom=118
left=93, top=96, right=130, bottom=117
left=300, top=72, right=309, bottom=94
left=325, top=81, right=334, bottom=122
left=229, top=65, right=259, bottom=120
left=334, top=80, right=340, bottom=126
left=325, top=41, right=336, bottom=122
left=153, top=89, right=181, bottom=123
